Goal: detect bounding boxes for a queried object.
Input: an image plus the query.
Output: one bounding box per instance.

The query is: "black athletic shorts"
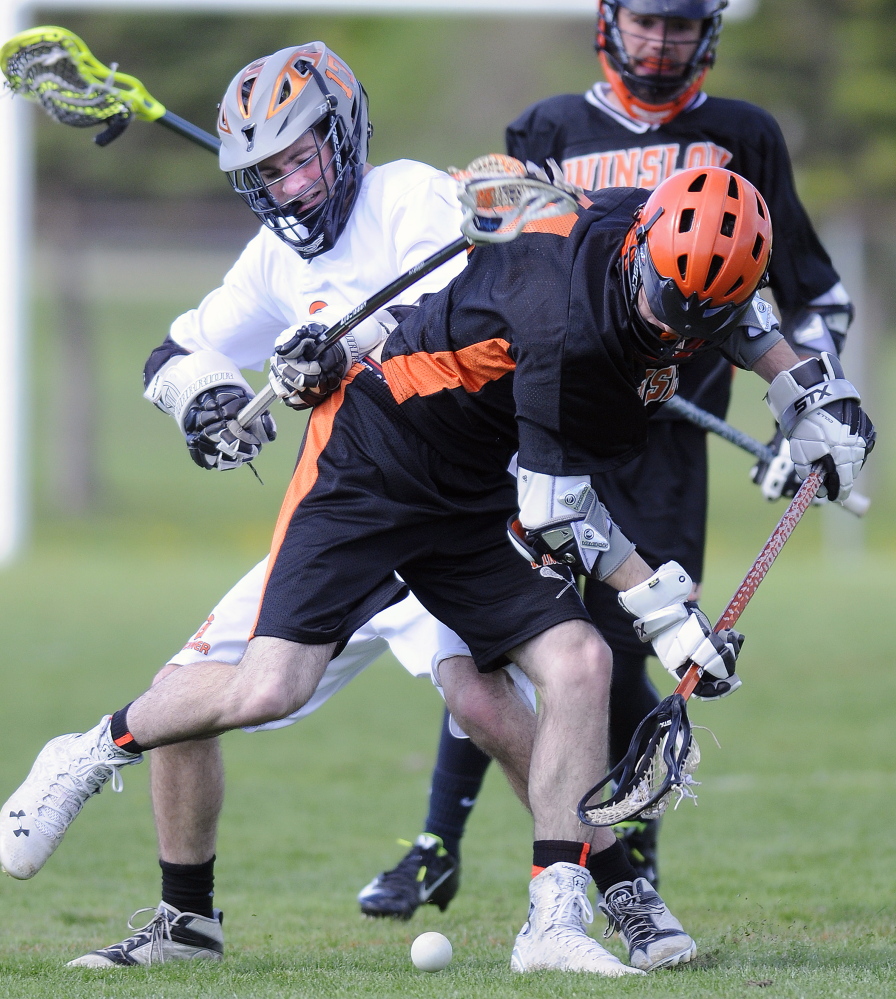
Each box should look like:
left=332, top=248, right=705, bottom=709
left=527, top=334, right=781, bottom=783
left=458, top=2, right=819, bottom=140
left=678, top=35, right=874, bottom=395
left=253, top=361, right=592, bottom=672
left=583, top=420, right=708, bottom=657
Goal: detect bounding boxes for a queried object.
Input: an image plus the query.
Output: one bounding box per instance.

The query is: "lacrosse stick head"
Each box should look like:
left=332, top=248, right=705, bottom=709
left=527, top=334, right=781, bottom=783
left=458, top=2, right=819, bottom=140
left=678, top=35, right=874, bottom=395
left=0, top=25, right=164, bottom=144
left=453, top=155, right=582, bottom=244
left=577, top=693, right=700, bottom=826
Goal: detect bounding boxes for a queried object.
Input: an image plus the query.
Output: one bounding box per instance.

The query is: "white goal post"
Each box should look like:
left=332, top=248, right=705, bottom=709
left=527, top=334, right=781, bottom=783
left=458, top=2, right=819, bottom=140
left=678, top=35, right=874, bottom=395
left=0, top=0, right=756, bottom=563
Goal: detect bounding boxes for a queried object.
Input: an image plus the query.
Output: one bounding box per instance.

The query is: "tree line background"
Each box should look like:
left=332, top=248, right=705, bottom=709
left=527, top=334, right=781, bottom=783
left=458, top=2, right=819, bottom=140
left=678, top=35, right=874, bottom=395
left=32, top=0, right=896, bottom=296
left=26, top=0, right=896, bottom=523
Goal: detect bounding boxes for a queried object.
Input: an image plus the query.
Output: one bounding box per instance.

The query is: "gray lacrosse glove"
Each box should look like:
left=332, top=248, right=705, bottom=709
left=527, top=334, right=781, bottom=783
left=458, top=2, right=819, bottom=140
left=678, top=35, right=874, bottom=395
left=766, top=353, right=875, bottom=501
left=509, top=469, right=635, bottom=580
left=183, top=386, right=276, bottom=471
left=618, top=561, right=744, bottom=700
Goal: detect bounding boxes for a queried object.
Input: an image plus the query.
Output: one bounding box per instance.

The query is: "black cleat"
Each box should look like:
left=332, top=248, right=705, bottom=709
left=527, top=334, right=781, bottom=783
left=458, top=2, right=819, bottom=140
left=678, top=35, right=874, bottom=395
left=358, top=834, right=459, bottom=920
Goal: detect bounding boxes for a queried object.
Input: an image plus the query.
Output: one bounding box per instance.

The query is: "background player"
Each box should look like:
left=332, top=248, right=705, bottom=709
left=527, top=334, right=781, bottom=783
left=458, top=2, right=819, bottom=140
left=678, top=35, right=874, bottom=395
left=358, top=0, right=858, bottom=920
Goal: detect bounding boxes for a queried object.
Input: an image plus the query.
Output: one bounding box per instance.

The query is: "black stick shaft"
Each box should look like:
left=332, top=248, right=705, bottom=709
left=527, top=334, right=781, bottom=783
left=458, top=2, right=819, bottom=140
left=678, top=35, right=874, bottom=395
left=235, top=236, right=470, bottom=428
left=157, top=110, right=220, bottom=153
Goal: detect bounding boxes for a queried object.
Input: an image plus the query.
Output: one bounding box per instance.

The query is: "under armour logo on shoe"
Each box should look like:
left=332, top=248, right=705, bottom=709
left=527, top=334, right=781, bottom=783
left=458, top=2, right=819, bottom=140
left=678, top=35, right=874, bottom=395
left=9, top=810, right=29, bottom=837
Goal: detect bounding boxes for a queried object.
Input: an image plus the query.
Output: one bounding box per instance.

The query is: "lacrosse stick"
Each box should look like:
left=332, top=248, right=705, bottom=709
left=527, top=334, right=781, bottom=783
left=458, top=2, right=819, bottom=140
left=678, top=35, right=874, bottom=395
left=578, top=466, right=824, bottom=827
left=0, top=25, right=219, bottom=151
left=234, top=155, right=582, bottom=429
left=664, top=393, right=870, bottom=517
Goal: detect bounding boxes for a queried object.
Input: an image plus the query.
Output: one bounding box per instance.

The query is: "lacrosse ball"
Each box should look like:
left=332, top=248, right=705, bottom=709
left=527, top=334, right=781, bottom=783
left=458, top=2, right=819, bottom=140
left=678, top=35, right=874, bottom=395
left=411, top=931, right=453, bottom=971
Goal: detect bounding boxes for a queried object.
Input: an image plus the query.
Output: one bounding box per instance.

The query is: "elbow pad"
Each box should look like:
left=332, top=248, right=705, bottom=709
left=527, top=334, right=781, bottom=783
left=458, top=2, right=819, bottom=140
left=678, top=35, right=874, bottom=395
left=514, top=468, right=634, bottom=580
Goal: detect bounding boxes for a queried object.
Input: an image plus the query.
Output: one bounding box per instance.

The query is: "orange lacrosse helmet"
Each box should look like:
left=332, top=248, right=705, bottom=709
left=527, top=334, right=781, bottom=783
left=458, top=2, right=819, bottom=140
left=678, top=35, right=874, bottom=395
left=622, top=166, right=772, bottom=360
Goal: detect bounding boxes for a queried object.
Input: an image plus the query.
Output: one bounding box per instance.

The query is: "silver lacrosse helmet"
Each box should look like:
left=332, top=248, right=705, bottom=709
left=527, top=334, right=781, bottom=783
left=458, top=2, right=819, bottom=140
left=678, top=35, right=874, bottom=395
left=217, top=42, right=371, bottom=258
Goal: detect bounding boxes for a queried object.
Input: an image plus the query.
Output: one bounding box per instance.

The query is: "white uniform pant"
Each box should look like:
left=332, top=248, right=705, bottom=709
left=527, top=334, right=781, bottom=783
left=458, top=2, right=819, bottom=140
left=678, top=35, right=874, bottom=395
left=168, top=557, right=536, bottom=736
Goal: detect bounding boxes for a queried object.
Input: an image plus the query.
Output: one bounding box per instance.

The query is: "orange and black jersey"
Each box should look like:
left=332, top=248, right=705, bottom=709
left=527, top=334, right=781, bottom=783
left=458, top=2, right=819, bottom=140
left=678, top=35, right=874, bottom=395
left=381, top=186, right=776, bottom=480
left=507, top=91, right=838, bottom=314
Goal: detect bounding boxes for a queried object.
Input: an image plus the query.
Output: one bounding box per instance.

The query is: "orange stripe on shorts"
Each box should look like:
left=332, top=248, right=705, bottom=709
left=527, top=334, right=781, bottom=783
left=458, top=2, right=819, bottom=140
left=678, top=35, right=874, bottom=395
left=249, top=364, right=363, bottom=638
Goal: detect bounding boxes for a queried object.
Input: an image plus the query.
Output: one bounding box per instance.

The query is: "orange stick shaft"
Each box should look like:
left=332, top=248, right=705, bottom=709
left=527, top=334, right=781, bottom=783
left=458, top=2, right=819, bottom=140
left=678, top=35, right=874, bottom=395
left=672, top=467, right=824, bottom=700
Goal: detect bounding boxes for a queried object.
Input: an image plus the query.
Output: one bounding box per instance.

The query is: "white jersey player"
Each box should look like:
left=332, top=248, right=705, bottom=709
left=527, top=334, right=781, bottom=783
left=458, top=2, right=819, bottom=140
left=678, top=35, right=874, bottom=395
left=41, top=42, right=533, bottom=967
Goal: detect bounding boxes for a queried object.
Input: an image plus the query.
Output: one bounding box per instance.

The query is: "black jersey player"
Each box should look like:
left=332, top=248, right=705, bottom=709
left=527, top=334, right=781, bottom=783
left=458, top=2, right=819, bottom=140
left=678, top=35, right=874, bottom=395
left=358, top=0, right=858, bottom=919
left=2, top=167, right=873, bottom=976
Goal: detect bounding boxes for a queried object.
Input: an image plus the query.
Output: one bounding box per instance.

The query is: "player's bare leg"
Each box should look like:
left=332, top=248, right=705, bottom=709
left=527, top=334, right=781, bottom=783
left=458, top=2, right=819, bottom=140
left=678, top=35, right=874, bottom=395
left=125, top=637, right=334, bottom=745
left=436, top=655, right=534, bottom=810
left=0, top=638, right=331, bottom=884
left=148, top=664, right=224, bottom=865
left=510, top=619, right=615, bottom=848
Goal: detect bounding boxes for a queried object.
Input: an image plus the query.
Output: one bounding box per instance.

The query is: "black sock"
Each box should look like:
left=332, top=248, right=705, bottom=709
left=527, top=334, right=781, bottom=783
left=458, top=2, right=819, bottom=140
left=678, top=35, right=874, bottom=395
left=160, top=856, right=216, bottom=918
left=109, top=704, right=150, bottom=756
left=532, top=839, right=591, bottom=875
left=587, top=840, right=639, bottom=895
left=422, top=709, right=490, bottom=860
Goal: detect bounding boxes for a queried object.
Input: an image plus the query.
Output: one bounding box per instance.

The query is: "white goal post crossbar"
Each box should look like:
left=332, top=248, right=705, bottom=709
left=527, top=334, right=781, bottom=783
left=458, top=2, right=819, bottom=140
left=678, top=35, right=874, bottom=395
left=0, top=0, right=756, bottom=563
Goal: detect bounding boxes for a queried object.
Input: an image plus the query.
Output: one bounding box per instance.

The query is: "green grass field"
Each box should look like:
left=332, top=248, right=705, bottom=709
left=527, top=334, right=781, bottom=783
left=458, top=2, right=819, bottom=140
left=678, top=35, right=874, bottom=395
left=0, top=268, right=893, bottom=997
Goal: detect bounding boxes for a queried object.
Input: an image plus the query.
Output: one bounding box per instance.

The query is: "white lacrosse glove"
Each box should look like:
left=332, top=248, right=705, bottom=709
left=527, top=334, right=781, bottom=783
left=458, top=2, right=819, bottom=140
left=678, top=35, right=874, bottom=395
left=766, top=353, right=875, bottom=501
left=749, top=429, right=829, bottom=507
left=269, top=311, right=394, bottom=410
left=618, top=562, right=744, bottom=701
left=143, top=348, right=276, bottom=471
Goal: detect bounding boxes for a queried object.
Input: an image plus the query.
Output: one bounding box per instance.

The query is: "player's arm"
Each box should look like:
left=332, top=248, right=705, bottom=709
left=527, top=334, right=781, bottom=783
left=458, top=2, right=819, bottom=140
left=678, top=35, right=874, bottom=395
left=506, top=473, right=743, bottom=701
left=142, top=232, right=306, bottom=468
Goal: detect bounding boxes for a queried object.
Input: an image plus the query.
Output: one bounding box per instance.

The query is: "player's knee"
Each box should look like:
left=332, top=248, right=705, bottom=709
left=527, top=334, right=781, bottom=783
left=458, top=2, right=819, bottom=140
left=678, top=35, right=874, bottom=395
left=542, top=626, right=612, bottom=697
left=235, top=679, right=304, bottom=726
left=151, top=662, right=180, bottom=686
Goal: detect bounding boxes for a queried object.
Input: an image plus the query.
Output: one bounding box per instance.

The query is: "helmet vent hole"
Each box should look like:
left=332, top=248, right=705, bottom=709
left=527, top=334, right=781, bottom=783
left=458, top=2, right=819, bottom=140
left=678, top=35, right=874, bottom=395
left=727, top=176, right=740, bottom=199
left=751, top=234, right=765, bottom=260
left=720, top=212, right=736, bottom=237
left=755, top=194, right=766, bottom=219
left=704, top=254, right=724, bottom=290
left=278, top=80, right=292, bottom=105
left=687, top=173, right=707, bottom=193
left=240, top=78, right=254, bottom=115
left=679, top=209, right=695, bottom=233
left=725, top=276, right=744, bottom=297
left=677, top=254, right=688, bottom=280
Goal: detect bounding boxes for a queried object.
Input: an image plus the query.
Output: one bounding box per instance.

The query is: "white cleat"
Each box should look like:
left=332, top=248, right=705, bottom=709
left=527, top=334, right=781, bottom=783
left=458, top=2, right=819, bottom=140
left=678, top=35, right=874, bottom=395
left=599, top=877, right=697, bottom=971
left=0, top=716, right=142, bottom=880
left=67, top=902, right=224, bottom=967
left=510, top=863, right=644, bottom=977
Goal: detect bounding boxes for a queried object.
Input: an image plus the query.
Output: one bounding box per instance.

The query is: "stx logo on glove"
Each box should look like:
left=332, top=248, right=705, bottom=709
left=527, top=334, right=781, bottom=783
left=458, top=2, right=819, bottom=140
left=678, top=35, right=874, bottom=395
left=793, top=384, right=831, bottom=415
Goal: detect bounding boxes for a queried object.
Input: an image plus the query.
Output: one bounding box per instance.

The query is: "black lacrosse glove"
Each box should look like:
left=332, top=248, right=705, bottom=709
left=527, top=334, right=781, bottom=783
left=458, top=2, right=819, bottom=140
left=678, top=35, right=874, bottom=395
left=270, top=323, right=349, bottom=410
left=183, top=386, right=276, bottom=470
